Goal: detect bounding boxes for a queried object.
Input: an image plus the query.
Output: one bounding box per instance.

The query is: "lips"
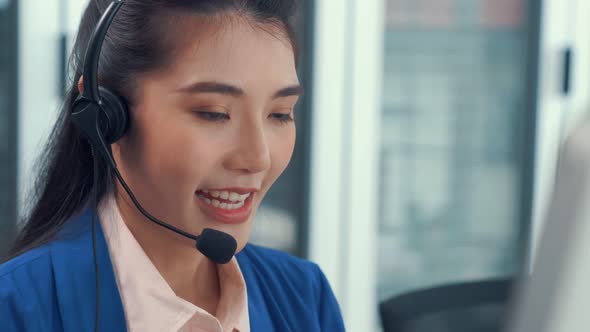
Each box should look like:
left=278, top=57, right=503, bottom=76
left=195, top=189, right=256, bottom=224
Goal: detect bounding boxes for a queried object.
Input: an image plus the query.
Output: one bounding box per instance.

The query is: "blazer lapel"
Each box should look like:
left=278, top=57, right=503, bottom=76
left=50, top=207, right=127, bottom=331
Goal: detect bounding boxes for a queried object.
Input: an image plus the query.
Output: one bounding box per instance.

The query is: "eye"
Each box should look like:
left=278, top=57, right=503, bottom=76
left=270, top=110, right=294, bottom=124
left=194, top=110, right=230, bottom=122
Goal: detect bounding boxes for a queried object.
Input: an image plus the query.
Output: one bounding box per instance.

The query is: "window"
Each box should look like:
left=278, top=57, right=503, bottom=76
left=378, top=0, right=537, bottom=298
left=0, top=0, right=17, bottom=255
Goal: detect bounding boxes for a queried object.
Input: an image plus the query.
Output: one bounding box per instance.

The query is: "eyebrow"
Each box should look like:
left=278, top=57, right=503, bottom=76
left=176, top=81, right=303, bottom=99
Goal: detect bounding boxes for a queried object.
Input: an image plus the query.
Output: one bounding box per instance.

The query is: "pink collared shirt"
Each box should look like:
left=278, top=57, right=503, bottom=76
left=98, top=193, right=249, bottom=332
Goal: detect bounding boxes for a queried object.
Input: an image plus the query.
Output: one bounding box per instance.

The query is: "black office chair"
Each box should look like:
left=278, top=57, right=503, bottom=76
left=380, top=278, right=514, bottom=332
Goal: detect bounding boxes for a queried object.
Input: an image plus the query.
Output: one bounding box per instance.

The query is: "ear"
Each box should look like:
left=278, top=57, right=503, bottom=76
left=78, top=76, right=84, bottom=94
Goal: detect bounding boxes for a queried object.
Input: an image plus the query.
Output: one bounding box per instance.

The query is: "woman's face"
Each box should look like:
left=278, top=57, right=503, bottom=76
left=114, top=17, right=300, bottom=252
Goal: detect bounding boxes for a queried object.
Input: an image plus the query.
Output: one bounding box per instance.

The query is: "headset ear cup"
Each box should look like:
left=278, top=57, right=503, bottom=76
left=98, top=86, right=129, bottom=144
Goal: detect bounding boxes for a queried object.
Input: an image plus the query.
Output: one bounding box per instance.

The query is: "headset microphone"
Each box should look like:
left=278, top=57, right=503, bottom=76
left=71, top=0, right=238, bottom=264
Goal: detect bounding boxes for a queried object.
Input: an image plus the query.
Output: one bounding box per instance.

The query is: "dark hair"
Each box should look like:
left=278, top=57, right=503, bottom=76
left=6, top=0, right=299, bottom=260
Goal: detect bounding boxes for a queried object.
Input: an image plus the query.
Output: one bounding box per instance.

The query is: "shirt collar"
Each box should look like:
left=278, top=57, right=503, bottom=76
left=98, top=192, right=249, bottom=332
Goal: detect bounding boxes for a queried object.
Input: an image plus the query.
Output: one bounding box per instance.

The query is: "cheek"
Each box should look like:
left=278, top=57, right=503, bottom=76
left=268, top=126, right=296, bottom=181
left=133, top=114, right=214, bottom=195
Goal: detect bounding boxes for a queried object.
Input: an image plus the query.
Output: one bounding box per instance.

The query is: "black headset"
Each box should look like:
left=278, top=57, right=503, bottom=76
left=71, top=0, right=237, bottom=261
left=71, top=1, right=237, bottom=330
left=72, top=1, right=128, bottom=157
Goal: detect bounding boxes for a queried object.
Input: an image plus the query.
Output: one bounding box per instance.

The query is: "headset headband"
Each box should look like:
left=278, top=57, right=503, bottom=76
left=81, top=0, right=124, bottom=103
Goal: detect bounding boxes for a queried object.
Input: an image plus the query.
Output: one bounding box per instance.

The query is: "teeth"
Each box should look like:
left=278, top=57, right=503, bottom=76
left=198, top=196, right=246, bottom=210
left=202, top=190, right=252, bottom=203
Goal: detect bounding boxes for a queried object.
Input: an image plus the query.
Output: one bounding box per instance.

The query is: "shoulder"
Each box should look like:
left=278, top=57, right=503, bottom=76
left=0, top=207, right=93, bottom=279
left=236, top=244, right=329, bottom=304
left=0, top=245, right=55, bottom=330
left=239, top=243, right=317, bottom=269
left=237, top=244, right=345, bottom=330
left=0, top=244, right=55, bottom=297
left=238, top=243, right=323, bottom=283
left=0, top=244, right=53, bottom=278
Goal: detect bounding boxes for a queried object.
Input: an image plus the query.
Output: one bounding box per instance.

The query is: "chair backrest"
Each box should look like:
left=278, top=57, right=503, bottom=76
left=380, top=278, right=514, bottom=332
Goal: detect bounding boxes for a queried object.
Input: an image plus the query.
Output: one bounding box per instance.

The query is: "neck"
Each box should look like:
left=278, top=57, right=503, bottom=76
left=114, top=188, right=221, bottom=315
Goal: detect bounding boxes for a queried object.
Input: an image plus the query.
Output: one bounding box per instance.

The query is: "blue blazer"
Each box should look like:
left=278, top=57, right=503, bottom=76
left=0, top=208, right=345, bottom=331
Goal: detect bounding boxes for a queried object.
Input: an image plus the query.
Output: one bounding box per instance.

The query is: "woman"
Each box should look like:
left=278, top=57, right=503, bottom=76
left=0, top=0, right=345, bottom=331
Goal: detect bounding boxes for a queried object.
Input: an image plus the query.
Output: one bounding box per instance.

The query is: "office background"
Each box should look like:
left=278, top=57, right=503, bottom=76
left=1, top=0, right=590, bottom=331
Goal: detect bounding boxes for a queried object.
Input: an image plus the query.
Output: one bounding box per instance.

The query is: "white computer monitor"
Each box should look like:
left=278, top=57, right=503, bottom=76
left=507, top=116, right=590, bottom=331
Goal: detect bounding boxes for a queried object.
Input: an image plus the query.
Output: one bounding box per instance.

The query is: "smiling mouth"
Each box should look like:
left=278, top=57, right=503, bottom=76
left=195, top=189, right=256, bottom=224
left=197, top=189, right=252, bottom=209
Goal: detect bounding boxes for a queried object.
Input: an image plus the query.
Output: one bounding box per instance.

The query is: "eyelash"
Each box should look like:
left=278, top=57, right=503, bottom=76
left=194, top=111, right=294, bottom=124
left=196, top=111, right=230, bottom=122
left=270, top=112, right=294, bottom=124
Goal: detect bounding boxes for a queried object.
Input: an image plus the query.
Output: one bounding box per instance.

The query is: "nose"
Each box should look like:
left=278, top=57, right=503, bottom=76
left=223, top=120, right=271, bottom=174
